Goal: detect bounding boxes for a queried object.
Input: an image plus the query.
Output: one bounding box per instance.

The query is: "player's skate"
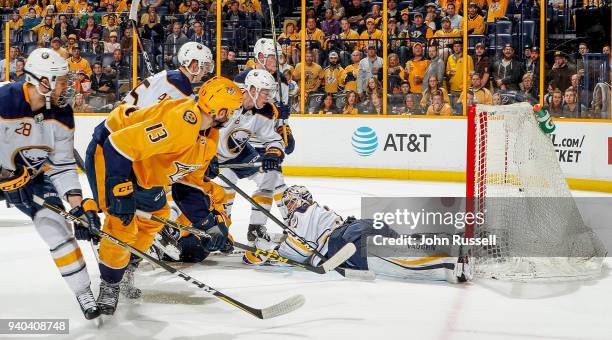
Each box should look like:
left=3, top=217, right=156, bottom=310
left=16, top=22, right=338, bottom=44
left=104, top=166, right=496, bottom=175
left=76, top=287, right=101, bottom=320
left=97, top=279, right=120, bottom=315
left=119, top=256, right=142, bottom=299
left=446, top=256, right=472, bottom=283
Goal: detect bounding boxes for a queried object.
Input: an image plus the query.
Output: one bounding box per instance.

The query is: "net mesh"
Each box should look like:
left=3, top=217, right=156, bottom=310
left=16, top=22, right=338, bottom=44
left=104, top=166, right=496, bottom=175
left=469, top=103, right=606, bottom=281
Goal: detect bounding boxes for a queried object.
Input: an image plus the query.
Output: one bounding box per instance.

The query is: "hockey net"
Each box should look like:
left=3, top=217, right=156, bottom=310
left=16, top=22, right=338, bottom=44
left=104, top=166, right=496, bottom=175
left=465, top=102, right=606, bottom=281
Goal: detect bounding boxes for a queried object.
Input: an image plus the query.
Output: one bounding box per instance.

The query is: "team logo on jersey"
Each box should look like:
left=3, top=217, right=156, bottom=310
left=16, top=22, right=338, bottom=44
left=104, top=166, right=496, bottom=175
left=169, top=162, right=200, bottom=183
left=16, top=147, right=52, bottom=172
left=183, top=111, right=197, bottom=125
left=227, top=128, right=253, bottom=154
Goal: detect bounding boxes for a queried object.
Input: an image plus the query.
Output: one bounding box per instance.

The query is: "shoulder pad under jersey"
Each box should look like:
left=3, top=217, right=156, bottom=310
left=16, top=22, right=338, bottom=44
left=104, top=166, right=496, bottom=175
left=253, top=103, right=277, bottom=120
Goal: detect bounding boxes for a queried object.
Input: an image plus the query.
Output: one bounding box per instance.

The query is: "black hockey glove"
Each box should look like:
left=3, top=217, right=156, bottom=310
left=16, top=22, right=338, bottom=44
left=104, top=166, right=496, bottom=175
left=261, top=148, right=284, bottom=172
left=277, top=125, right=295, bottom=155
left=278, top=104, right=291, bottom=120
left=70, top=198, right=101, bottom=244
left=204, top=155, right=220, bottom=180
left=105, top=176, right=135, bottom=226
left=197, top=212, right=229, bottom=252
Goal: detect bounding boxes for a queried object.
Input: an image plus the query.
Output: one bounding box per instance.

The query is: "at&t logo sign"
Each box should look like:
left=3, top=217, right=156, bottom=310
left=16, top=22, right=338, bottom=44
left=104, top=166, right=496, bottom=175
left=351, top=126, right=378, bottom=156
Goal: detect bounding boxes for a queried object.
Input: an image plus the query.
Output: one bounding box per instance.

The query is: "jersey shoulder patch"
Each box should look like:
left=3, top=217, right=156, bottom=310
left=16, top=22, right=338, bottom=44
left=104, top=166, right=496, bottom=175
left=166, top=70, right=193, bottom=97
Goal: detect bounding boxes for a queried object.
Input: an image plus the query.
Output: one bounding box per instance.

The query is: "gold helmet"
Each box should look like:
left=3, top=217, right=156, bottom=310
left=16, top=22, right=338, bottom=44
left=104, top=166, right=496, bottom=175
left=197, top=76, right=243, bottom=118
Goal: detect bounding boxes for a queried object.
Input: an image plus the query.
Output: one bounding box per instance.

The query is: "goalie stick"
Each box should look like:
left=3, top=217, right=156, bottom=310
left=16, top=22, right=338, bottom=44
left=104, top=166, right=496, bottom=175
left=135, top=210, right=356, bottom=274
left=217, top=174, right=375, bottom=280
left=32, top=195, right=305, bottom=319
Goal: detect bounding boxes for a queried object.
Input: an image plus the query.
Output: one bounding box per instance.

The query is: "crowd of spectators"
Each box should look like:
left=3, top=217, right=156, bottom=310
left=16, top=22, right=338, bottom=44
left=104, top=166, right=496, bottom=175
left=0, top=0, right=609, bottom=117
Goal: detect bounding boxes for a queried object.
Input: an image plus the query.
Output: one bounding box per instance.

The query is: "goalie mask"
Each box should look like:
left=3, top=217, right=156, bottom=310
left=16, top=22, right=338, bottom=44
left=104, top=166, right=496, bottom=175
left=281, top=185, right=314, bottom=219
left=178, top=42, right=214, bottom=78
left=24, top=48, right=74, bottom=109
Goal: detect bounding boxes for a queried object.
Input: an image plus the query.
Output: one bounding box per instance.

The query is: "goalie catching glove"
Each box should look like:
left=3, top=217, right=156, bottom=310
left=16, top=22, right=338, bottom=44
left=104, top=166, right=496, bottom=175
left=196, top=211, right=229, bottom=252
left=70, top=198, right=101, bottom=243
left=261, top=148, right=284, bottom=172
left=105, top=176, right=135, bottom=226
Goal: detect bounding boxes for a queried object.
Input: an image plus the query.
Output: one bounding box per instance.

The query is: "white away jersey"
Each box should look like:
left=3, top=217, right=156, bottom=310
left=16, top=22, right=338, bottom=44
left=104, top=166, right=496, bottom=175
left=217, top=103, right=284, bottom=162
left=122, top=70, right=194, bottom=107
left=278, top=203, right=344, bottom=266
left=0, top=82, right=80, bottom=197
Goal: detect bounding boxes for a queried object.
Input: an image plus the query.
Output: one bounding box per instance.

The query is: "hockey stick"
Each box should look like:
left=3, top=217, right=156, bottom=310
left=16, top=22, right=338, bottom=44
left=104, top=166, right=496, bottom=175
left=266, top=0, right=288, bottom=144
left=32, top=195, right=305, bottom=319
left=217, top=174, right=375, bottom=280
left=129, top=0, right=154, bottom=75
left=73, top=149, right=86, bottom=173
left=219, top=162, right=262, bottom=169
left=135, top=210, right=356, bottom=274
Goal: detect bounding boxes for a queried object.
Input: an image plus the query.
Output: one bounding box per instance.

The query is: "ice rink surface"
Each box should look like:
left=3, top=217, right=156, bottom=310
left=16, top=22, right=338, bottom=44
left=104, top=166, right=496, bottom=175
left=1, top=175, right=611, bottom=340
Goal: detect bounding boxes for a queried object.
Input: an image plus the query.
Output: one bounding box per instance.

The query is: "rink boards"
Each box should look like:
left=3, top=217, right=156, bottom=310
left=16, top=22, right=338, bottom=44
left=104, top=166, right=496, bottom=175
left=73, top=114, right=612, bottom=193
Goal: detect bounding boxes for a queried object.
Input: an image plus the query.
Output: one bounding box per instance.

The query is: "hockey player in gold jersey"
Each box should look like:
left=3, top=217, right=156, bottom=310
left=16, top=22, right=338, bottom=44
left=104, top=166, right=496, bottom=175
left=84, top=77, right=243, bottom=315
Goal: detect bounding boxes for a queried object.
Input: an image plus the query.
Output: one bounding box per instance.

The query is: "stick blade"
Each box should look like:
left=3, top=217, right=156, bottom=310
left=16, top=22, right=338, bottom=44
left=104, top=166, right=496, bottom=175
left=129, top=0, right=140, bottom=21
left=259, top=294, right=305, bottom=319
left=321, top=242, right=356, bottom=273
left=338, top=268, right=376, bottom=281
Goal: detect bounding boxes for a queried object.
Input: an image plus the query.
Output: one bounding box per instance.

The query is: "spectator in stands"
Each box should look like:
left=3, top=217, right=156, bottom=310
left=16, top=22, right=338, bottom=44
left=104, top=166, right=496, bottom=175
left=383, top=53, right=406, bottom=93
left=359, top=18, right=383, bottom=52
left=402, top=94, right=423, bottom=115
left=8, top=11, right=23, bottom=32
left=433, top=17, right=460, bottom=60
left=50, top=37, right=68, bottom=59
left=400, top=81, right=411, bottom=96
left=65, top=6, right=79, bottom=29
left=491, top=44, right=522, bottom=92
left=66, top=33, right=78, bottom=55
left=445, top=3, right=462, bottom=30
left=279, top=19, right=299, bottom=65
left=398, top=9, right=411, bottom=31
left=190, top=21, right=207, bottom=44
left=339, top=50, right=361, bottom=93
left=518, top=72, right=538, bottom=104
left=9, top=58, right=25, bottom=82
left=322, top=8, right=341, bottom=40
left=73, top=70, right=92, bottom=96
left=163, top=22, right=190, bottom=68
left=422, top=46, right=445, bottom=92
left=140, top=6, right=164, bottom=43
left=73, top=93, right=93, bottom=113
left=424, top=3, right=439, bottom=30
left=524, top=46, right=545, bottom=90
left=102, top=14, right=121, bottom=40
left=346, top=0, right=366, bottom=30
left=362, top=92, right=383, bottom=114
left=384, top=0, right=397, bottom=21
left=80, top=16, right=103, bottom=43
left=548, top=51, right=575, bottom=92
left=318, top=93, right=339, bottom=114
left=357, top=45, right=383, bottom=98
left=19, top=0, right=41, bottom=18
left=463, top=3, right=485, bottom=34
left=327, top=0, right=345, bottom=21
left=32, top=15, right=55, bottom=47
left=101, top=5, right=116, bottom=26
left=446, top=40, right=474, bottom=96
left=294, top=50, right=323, bottom=94
left=79, top=3, right=101, bottom=26
left=486, top=0, right=509, bottom=23
left=90, top=33, right=105, bottom=55
left=311, top=0, right=326, bottom=22
left=365, top=77, right=383, bottom=99
left=365, top=4, right=383, bottom=28
left=322, top=51, right=343, bottom=94
left=561, top=89, right=586, bottom=118
left=221, top=46, right=239, bottom=79
left=335, top=18, right=360, bottom=66
left=343, top=90, right=359, bottom=114
left=68, top=46, right=93, bottom=76
left=426, top=92, right=453, bottom=115
left=54, top=14, right=76, bottom=43
left=106, top=49, right=129, bottom=79
left=421, top=75, right=450, bottom=108
left=120, top=27, right=132, bottom=54
left=387, top=18, right=403, bottom=57
left=225, top=1, right=247, bottom=25
left=302, top=17, right=325, bottom=64
left=143, top=0, right=164, bottom=8
left=104, top=32, right=121, bottom=54
left=460, top=72, right=493, bottom=104
left=546, top=89, right=564, bottom=117
left=473, top=43, right=490, bottom=87
left=0, top=46, right=20, bottom=80
left=23, top=7, right=41, bottom=31
left=406, top=42, right=430, bottom=94
left=409, top=12, right=433, bottom=47
left=90, top=62, right=116, bottom=101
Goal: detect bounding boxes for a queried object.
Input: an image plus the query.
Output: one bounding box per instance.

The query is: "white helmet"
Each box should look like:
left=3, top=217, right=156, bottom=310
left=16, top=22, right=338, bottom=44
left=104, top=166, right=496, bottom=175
left=178, top=42, right=214, bottom=77
left=253, top=38, right=281, bottom=68
left=244, top=70, right=277, bottom=109
left=25, top=48, right=72, bottom=108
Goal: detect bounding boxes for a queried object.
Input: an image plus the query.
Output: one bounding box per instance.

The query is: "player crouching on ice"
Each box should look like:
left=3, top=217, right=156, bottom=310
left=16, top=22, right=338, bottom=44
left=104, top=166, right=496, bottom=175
left=0, top=48, right=102, bottom=319
left=83, top=77, right=243, bottom=315
left=244, top=185, right=472, bottom=283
